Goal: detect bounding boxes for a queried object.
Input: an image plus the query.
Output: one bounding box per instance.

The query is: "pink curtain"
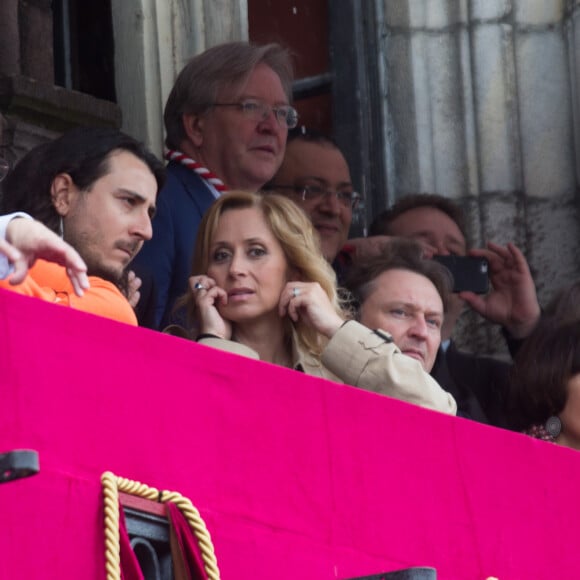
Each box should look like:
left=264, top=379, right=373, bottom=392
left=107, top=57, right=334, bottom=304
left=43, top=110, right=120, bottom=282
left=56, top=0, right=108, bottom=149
left=119, top=504, right=145, bottom=580
left=167, top=502, right=208, bottom=580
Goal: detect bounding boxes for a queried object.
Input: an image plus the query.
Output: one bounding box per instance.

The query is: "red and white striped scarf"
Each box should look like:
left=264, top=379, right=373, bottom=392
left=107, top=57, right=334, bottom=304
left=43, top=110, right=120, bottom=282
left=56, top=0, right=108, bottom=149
left=165, top=150, right=228, bottom=197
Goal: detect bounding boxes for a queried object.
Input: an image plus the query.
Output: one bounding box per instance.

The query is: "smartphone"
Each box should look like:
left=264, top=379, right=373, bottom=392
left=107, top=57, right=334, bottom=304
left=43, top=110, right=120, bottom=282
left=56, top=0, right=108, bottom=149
left=432, top=255, right=489, bottom=294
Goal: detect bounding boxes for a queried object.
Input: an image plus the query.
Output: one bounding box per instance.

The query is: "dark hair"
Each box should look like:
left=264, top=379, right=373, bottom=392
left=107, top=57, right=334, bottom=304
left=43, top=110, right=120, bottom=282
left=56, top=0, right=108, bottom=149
left=369, top=193, right=468, bottom=243
left=286, top=126, right=340, bottom=148
left=344, top=238, right=453, bottom=314
left=544, top=280, right=580, bottom=324
left=164, top=41, right=293, bottom=150
left=263, top=127, right=344, bottom=194
left=1, top=127, right=165, bottom=234
left=509, top=321, right=580, bottom=431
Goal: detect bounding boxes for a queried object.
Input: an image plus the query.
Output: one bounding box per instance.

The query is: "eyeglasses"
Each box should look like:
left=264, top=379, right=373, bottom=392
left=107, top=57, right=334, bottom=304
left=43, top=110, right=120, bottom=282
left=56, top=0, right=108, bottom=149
left=208, top=99, right=299, bottom=129
left=267, top=184, right=361, bottom=209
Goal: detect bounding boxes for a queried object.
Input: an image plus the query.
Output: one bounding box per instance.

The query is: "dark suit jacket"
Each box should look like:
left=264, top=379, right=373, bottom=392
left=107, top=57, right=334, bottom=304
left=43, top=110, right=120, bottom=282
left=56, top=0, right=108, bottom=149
left=431, top=342, right=512, bottom=428
left=132, top=161, right=217, bottom=329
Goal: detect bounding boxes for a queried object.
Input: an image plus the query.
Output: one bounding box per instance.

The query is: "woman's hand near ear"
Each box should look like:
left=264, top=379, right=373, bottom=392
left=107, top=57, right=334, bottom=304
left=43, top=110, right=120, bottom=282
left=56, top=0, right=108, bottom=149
left=279, top=281, right=345, bottom=338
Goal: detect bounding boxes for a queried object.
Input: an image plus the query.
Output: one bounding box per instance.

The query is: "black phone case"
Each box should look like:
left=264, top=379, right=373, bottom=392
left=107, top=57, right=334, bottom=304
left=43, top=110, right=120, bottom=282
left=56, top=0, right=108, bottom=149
left=432, top=255, right=489, bottom=294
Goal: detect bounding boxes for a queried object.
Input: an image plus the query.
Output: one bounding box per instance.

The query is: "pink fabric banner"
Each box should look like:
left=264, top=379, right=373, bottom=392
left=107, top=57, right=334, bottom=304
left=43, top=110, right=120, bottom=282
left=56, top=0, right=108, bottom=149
left=1, top=288, right=580, bottom=579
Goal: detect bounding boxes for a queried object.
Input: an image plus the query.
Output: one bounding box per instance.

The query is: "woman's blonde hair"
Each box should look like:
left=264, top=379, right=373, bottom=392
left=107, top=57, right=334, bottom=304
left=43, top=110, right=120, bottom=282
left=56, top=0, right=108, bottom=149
left=184, top=190, right=346, bottom=355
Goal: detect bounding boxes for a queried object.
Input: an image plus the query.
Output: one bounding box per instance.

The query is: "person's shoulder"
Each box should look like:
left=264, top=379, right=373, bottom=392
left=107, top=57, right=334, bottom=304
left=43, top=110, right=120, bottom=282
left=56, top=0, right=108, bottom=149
left=164, top=162, right=210, bottom=192
left=159, top=163, right=216, bottom=213
left=446, top=342, right=511, bottom=375
left=74, top=275, right=137, bottom=325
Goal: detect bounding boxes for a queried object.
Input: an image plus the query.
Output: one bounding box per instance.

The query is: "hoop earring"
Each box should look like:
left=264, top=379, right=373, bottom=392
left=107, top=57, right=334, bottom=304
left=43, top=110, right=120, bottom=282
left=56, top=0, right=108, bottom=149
left=59, top=216, right=64, bottom=239
left=545, top=416, right=562, bottom=438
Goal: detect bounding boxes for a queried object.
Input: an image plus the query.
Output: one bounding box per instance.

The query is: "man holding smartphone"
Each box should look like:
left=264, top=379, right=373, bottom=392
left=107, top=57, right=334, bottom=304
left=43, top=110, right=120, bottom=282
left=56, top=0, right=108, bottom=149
left=369, top=194, right=541, bottom=427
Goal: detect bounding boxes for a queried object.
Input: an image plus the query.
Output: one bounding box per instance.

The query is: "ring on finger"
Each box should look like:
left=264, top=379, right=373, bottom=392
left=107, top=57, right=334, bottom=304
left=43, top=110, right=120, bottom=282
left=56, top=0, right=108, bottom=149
left=292, top=287, right=300, bottom=298
left=194, top=281, right=206, bottom=291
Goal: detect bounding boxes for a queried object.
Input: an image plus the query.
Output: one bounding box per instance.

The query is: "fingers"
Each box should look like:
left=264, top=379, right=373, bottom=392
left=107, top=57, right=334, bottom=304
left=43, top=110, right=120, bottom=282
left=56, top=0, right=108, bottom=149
left=0, top=237, right=28, bottom=284
left=128, top=279, right=141, bottom=308
left=469, top=242, right=526, bottom=272
left=53, top=243, right=89, bottom=296
left=420, top=243, right=438, bottom=259
left=279, top=282, right=302, bottom=321
left=189, top=275, right=216, bottom=295
left=189, top=276, right=227, bottom=306
left=458, top=290, right=485, bottom=314
left=7, top=258, right=29, bottom=286
left=0, top=237, right=26, bottom=284
left=0, top=237, right=22, bottom=264
left=126, top=270, right=142, bottom=307
left=67, top=268, right=90, bottom=297
left=3, top=218, right=89, bottom=295
left=281, top=281, right=345, bottom=336
left=287, top=285, right=301, bottom=322
left=24, top=238, right=89, bottom=294
left=189, top=275, right=230, bottom=337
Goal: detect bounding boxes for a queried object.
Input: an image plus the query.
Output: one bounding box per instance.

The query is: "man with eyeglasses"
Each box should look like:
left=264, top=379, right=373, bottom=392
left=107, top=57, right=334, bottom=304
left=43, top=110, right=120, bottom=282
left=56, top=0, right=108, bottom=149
left=266, top=128, right=363, bottom=281
left=132, top=41, right=295, bottom=329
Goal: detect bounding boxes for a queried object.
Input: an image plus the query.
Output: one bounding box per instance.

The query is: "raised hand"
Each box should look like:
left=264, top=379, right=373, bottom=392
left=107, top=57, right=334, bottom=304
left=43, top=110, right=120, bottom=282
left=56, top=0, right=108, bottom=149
left=5, top=217, right=89, bottom=296
left=459, top=242, right=541, bottom=338
left=125, top=270, right=142, bottom=308
left=279, top=281, right=345, bottom=338
left=189, top=275, right=232, bottom=339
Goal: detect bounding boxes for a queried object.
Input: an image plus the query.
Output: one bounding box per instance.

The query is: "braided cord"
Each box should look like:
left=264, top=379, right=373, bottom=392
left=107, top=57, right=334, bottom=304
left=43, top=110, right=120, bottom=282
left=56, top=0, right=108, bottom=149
left=165, top=150, right=228, bottom=194
left=101, top=471, right=220, bottom=580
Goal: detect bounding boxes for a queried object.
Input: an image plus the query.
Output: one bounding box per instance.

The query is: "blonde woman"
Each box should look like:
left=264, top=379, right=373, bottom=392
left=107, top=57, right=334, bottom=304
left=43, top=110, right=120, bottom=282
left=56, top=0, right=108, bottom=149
left=183, top=191, right=456, bottom=414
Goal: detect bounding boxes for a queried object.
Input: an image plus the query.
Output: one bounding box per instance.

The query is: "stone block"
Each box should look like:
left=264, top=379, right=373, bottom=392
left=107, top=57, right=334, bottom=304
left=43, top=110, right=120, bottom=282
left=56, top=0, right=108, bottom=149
left=383, top=0, right=414, bottom=29
left=0, top=76, right=121, bottom=134
left=568, top=9, right=580, bottom=184
left=525, top=195, right=580, bottom=303
left=470, top=0, right=511, bottom=22
left=423, top=0, right=467, bottom=29
left=478, top=192, right=526, bottom=247
left=571, top=0, right=580, bottom=16
left=513, top=0, right=565, bottom=27
left=515, top=31, right=575, bottom=198
left=384, top=34, right=422, bottom=194
left=471, top=24, right=519, bottom=192
left=384, top=0, right=467, bottom=30
left=424, top=33, right=470, bottom=198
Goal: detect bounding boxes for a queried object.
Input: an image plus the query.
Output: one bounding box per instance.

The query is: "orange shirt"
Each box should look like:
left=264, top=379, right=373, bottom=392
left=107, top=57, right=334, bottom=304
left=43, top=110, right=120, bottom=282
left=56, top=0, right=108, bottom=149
left=0, top=259, right=137, bottom=325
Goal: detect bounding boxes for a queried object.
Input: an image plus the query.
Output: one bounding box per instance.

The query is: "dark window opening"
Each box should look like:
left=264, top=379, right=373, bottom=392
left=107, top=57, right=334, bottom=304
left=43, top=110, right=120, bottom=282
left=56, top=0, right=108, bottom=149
left=52, top=0, right=116, bottom=102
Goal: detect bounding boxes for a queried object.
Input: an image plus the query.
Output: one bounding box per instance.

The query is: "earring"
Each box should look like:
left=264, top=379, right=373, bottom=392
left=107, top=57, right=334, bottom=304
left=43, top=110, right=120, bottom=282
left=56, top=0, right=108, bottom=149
left=545, top=416, right=562, bottom=438
left=59, top=216, right=64, bottom=239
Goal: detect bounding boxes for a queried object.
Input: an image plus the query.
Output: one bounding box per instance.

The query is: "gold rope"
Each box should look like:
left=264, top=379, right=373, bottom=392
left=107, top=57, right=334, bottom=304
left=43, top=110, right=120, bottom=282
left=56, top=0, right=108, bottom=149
left=101, top=471, right=220, bottom=580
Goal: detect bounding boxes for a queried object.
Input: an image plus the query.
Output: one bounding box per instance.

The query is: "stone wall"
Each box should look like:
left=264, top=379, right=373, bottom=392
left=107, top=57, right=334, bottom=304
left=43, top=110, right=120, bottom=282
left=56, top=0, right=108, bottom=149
left=375, top=0, right=580, bottom=353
